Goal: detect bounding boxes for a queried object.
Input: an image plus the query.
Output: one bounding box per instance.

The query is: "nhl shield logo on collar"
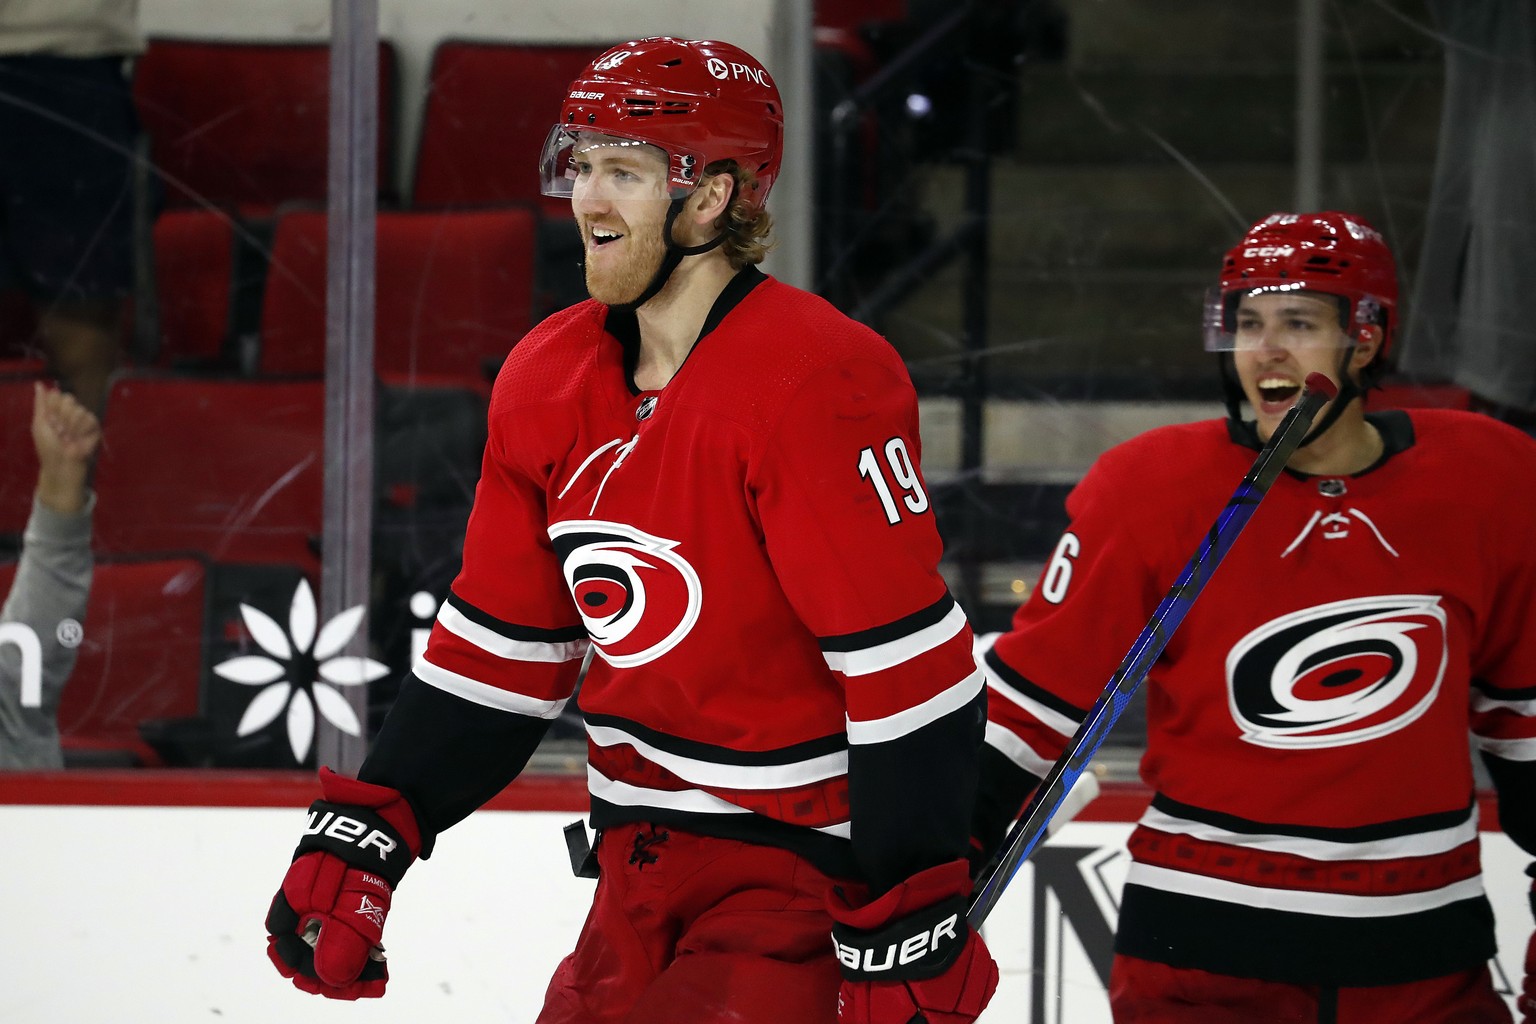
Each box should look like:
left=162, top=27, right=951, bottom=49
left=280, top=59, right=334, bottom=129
left=636, top=396, right=658, bottom=421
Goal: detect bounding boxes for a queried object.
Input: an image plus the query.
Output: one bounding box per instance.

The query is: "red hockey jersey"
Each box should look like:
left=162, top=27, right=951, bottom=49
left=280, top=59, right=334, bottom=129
left=413, top=268, right=983, bottom=888
left=984, top=410, right=1536, bottom=985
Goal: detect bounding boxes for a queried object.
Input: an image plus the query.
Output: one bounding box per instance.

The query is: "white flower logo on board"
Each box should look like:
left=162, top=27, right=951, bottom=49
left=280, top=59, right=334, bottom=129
left=213, top=579, right=389, bottom=763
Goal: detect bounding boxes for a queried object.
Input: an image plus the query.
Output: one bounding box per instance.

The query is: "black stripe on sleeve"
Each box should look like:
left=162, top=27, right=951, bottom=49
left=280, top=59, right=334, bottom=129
left=818, top=592, right=955, bottom=654
left=1471, top=674, right=1536, bottom=702
left=983, top=647, right=1089, bottom=724
left=445, top=590, right=589, bottom=643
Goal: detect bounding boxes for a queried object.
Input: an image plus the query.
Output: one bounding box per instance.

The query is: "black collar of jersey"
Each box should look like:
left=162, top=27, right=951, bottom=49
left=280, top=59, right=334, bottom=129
left=604, top=266, right=769, bottom=395
left=1225, top=408, right=1415, bottom=479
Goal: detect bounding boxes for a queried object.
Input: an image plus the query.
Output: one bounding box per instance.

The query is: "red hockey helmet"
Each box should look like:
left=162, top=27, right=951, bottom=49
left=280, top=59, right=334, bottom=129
left=539, top=37, right=784, bottom=210
left=1204, top=211, right=1399, bottom=364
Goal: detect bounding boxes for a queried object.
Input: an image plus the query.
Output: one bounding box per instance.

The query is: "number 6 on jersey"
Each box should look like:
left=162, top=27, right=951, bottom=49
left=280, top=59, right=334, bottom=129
left=858, top=437, right=930, bottom=524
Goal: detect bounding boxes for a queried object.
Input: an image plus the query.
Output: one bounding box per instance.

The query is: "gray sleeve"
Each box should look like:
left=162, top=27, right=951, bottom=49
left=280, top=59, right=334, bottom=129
left=0, top=493, right=95, bottom=770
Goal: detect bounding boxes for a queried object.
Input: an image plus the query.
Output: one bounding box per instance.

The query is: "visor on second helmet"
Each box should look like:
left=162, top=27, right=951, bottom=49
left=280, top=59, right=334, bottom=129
left=1202, top=285, right=1372, bottom=353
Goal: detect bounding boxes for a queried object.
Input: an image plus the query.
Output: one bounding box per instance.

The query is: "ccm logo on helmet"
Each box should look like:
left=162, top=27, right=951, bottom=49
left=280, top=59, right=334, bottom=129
left=1244, top=245, right=1295, bottom=258
left=833, top=913, right=960, bottom=973
left=705, top=56, right=769, bottom=85
left=304, top=810, right=399, bottom=860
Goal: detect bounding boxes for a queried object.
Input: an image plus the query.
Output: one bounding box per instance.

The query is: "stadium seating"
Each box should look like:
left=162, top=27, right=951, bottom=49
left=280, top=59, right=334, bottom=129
left=0, top=555, right=207, bottom=766
left=411, top=40, right=609, bottom=213
left=258, top=208, right=536, bottom=386
left=151, top=208, right=239, bottom=371
left=132, top=38, right=398, bottom=214
left=92, top=376, right=324, bottom=570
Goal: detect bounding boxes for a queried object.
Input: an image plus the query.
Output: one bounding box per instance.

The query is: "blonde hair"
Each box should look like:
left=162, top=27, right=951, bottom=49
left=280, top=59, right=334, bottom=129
left=705, top=160, right=774, bottom=269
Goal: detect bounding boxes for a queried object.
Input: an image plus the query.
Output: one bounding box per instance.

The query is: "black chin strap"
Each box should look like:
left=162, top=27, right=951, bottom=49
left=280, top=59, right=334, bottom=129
left=612, top=198, right=726, bottom=313
left=1219, top=347, right=1362, bottom=448
left=1299, top=348, right=1362, bottom=445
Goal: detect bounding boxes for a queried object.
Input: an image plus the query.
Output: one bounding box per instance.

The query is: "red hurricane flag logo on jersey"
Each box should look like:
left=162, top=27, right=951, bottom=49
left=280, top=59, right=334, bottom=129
left=548, top=521, right=703, bottom=667
left=1226, top=595, right=1447, bottom=749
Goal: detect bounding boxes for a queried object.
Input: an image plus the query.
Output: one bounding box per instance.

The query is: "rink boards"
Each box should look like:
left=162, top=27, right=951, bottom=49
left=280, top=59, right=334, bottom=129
left=0, top=776, right=1522, bottom=1022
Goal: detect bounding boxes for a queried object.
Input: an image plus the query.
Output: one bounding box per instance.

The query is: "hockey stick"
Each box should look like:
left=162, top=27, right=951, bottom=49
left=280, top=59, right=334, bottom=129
left=967, top=371, right=1339, bottom=927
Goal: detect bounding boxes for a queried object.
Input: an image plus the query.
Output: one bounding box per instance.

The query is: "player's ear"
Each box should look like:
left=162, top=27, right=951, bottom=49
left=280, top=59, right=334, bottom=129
left=1350, top=325, right=1383, bottom=371
left=688, top=170, right=735, bottom=227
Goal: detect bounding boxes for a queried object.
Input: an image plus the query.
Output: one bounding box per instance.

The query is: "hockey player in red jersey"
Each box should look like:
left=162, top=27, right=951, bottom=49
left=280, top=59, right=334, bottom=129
left=262, top=37, right=997, bottom=1023
left=973, top=211, right=1536, bottom=1023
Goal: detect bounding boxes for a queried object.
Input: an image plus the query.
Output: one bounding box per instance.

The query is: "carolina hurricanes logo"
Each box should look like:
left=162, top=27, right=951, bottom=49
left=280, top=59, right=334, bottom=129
left=548, top=520, right=702, bottom=667
left=1226, top=595, right=1447, bottom=749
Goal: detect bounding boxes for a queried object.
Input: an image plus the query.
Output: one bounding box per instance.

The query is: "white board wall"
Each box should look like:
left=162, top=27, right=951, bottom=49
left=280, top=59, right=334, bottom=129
left=0, top=806, right=1524, bottom=1022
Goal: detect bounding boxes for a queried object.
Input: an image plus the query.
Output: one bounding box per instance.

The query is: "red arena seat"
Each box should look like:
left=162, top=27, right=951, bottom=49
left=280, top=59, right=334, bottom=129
left=132, top=38, right=397, bottom=214
left=93, top=376, right=323, bottom=570
left=411, top=41, right=612, bottom=214
left=0, top=555, right=207, bottom=766
left=259, top=208, right=536, bottom=387
left=152, top=208, right=237, bottom=370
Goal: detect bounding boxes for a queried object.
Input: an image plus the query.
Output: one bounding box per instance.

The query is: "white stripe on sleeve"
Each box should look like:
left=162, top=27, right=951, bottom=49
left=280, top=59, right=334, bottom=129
left=437, top=602, right=590, bottom=664
left=984, top=719, right=1055, bottom=778
left=415, top=658, right=569, bottom=719
left=823, top=603, right=968, bottom=678
left=846, top=667, right=983, bottom=745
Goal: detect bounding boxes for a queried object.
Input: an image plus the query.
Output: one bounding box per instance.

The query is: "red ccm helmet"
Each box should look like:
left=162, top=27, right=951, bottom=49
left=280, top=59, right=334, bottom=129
left=1204, top=211, right=1400, bottom=367
left=539, top=37, right=784, bottom=210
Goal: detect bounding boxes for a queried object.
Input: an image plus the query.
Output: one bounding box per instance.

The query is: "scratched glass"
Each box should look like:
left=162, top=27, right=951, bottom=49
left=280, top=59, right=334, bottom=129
left=0, top=2, right=1497, bottom=791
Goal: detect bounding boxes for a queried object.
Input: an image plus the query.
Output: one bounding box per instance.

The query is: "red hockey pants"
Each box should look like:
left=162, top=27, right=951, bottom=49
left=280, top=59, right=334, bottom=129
left=536, top=823, right=844, bottom=1024
left=1109, top=954, right=1512, bottom=1023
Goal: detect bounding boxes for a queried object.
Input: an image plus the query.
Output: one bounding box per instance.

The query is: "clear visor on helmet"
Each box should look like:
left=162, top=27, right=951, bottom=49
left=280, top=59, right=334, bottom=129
left=539, top=125, right=695, bottom=202
left=1202, top=285, right=1359, bottom=352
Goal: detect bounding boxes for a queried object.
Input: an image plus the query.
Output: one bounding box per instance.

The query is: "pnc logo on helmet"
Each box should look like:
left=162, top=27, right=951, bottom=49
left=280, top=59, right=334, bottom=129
left=705, top=56, right=770, bottom=85
left=1226, top=595, right=1447, bottom=749
left=548, top=521, right=703, bottom=667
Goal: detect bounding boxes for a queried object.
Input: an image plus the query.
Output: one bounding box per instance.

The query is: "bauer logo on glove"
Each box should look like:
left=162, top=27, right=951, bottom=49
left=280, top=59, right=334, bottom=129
left=303, top=809, right=403, bottom=862
left=831, top=901, right=964, bottom=978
